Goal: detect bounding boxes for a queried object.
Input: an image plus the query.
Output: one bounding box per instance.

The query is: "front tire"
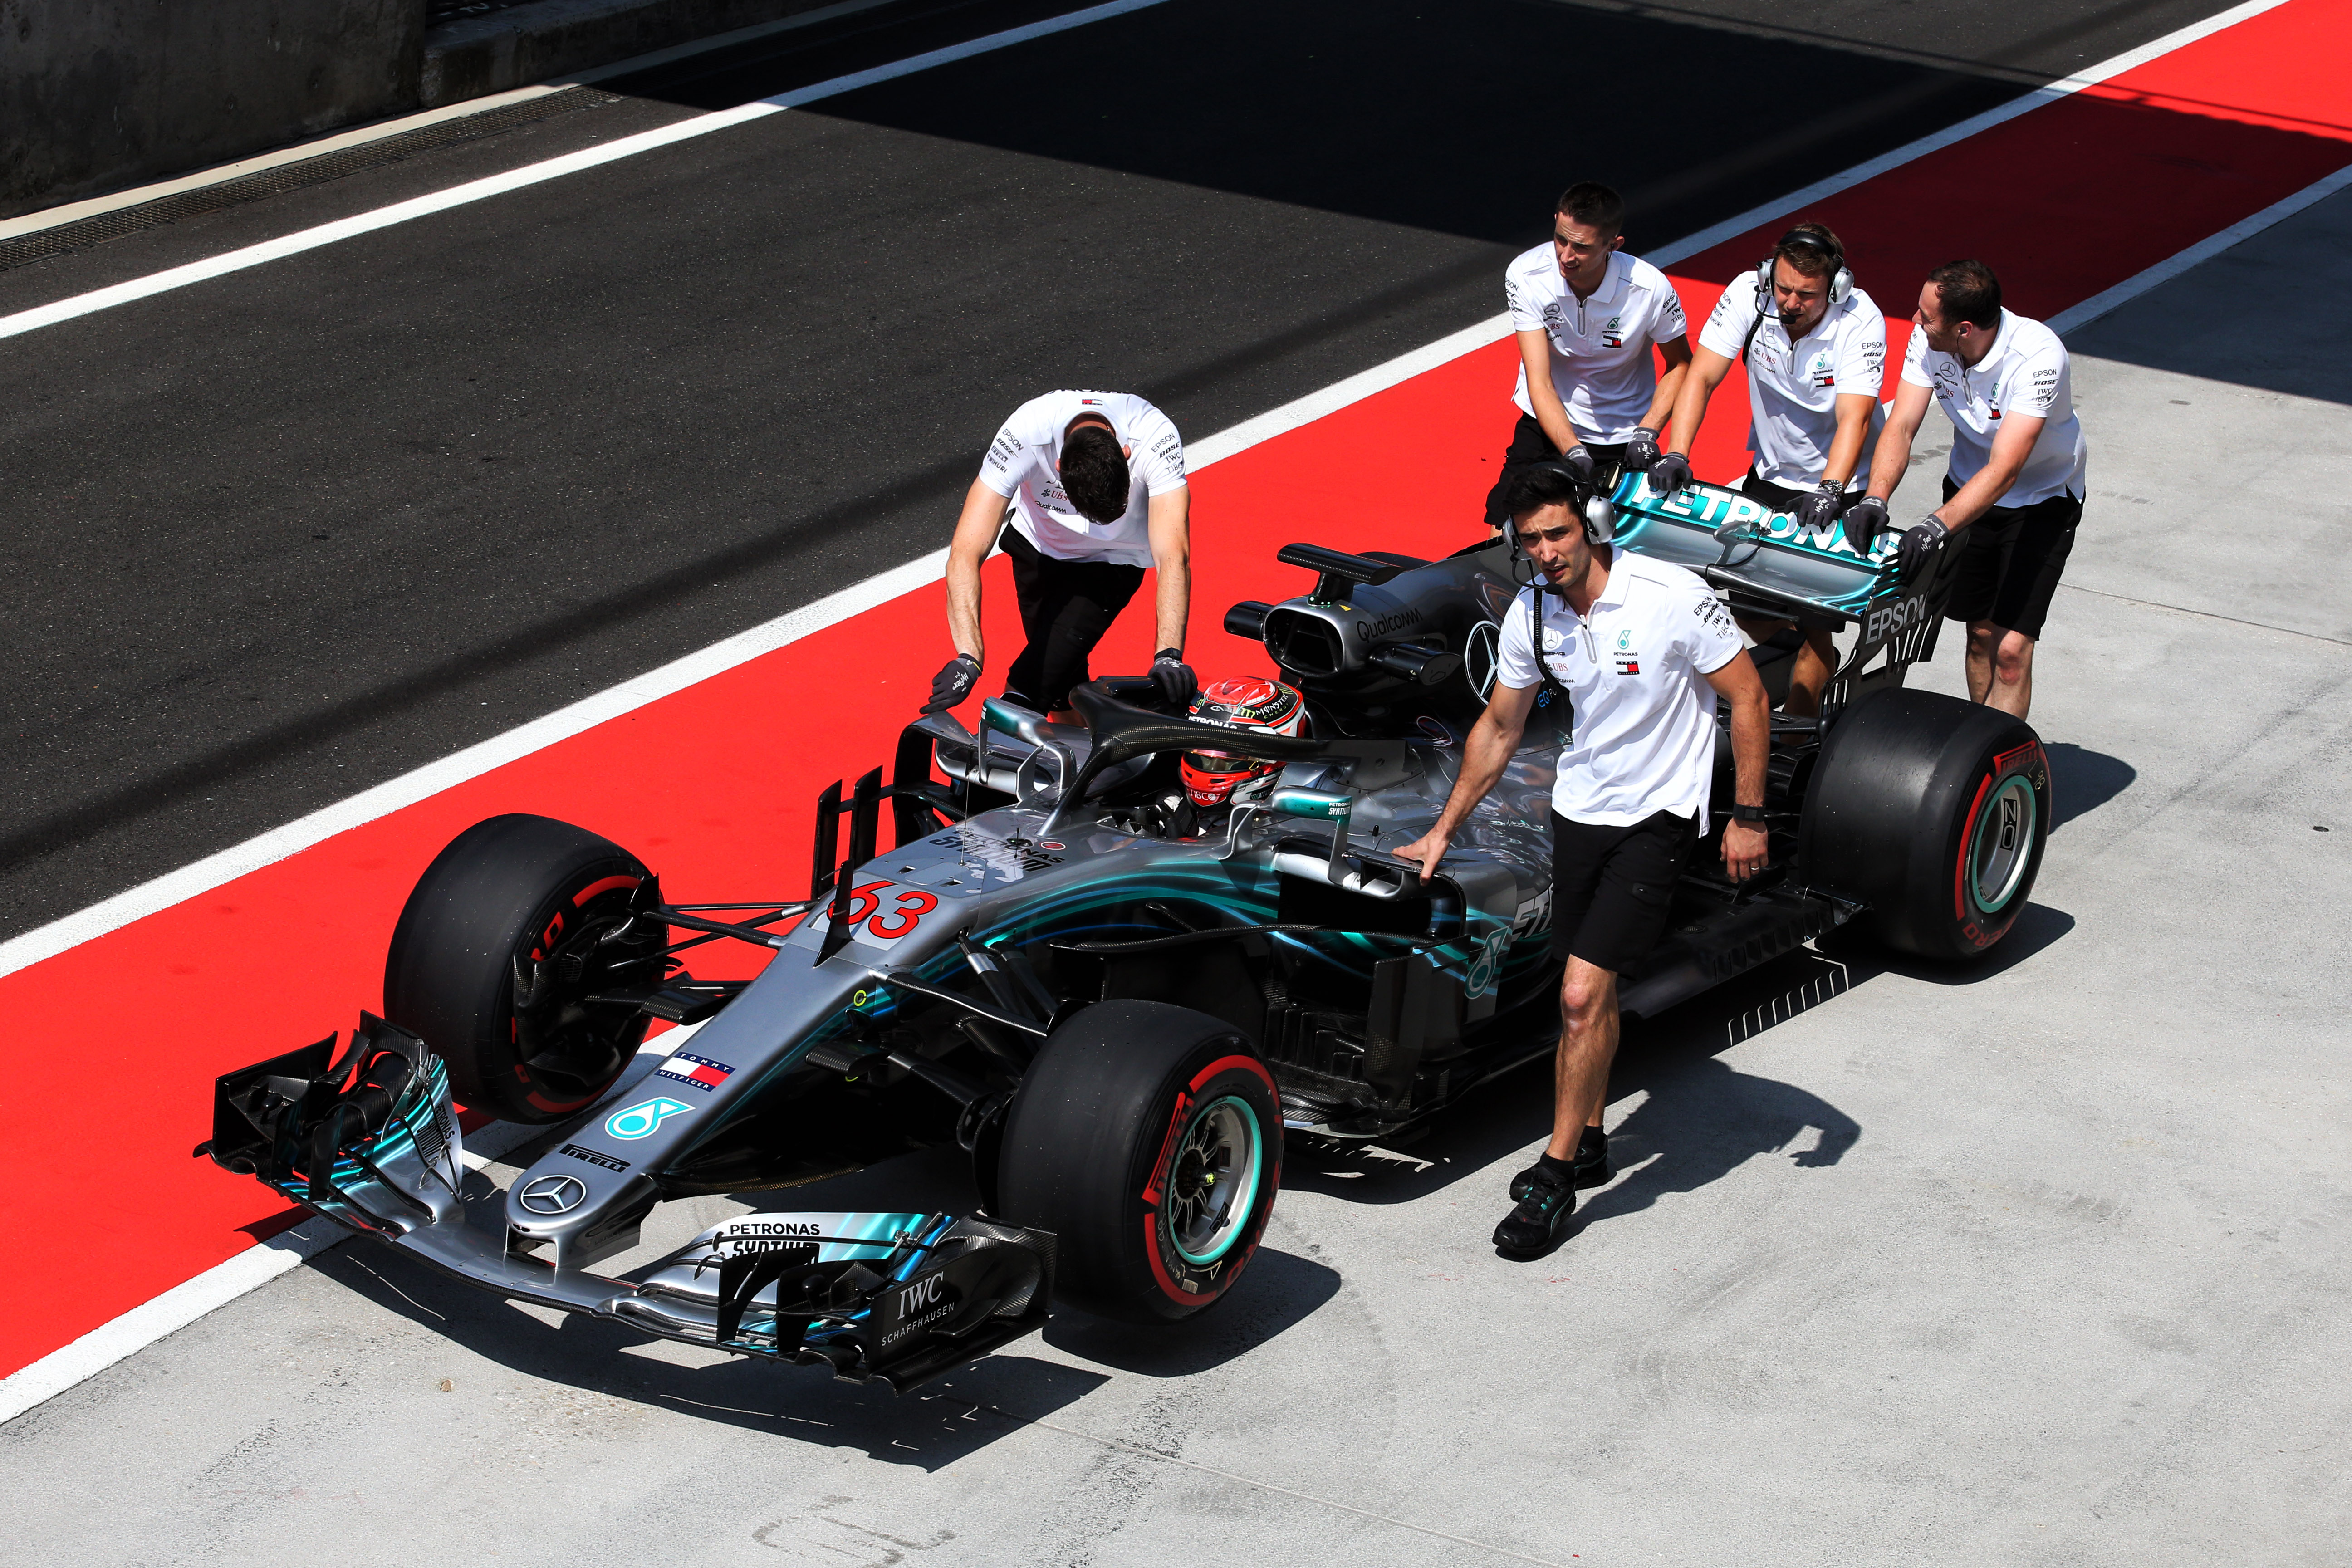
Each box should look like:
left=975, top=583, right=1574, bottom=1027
left=1799, top=688, right=2052, bottom=960
left=383, top=814, right=662, bottom=1124
left=996, top=1001, right=1281, bottom=1323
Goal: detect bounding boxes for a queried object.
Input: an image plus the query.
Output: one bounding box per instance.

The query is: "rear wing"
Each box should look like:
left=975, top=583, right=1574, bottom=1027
left=1607, top=471, right=1960, bottom=711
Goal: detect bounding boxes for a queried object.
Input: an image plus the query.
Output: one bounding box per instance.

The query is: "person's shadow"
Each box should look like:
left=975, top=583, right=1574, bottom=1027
left=1571, top=1051, right=1860, bottom=1230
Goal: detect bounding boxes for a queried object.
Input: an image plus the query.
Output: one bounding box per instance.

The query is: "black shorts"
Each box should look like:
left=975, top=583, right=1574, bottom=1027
left=1482, top=414, right=1627, bottom=531
left=1549, top=809, right=1699, bottom=975
left=1940, top=475, right=2081, bottom=641
left=999, top=526, right=1146, bottom=712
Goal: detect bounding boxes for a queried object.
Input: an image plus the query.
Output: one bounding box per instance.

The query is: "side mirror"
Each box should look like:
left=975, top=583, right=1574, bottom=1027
left=981, top=697, right=1052, bottom=747
left=1270, top=787, right=1353, bottom=870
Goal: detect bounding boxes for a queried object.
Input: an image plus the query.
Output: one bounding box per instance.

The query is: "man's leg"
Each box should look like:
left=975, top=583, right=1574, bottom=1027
left=1029, top=559, right=1146, bottom=720
left=1974, top=491, right=2074, bottom=721
left=1548, top=958, right=1620, bottom=1157
left=1482, top=414, right=1563, bottom=535
left=999, top=531, right=1064, bottom=714
left=1984, top=627, right=2036, bottom=716
left=1784, top=628, right=1838, bottom=716
left=1965, top=620, right=1998, bottom=704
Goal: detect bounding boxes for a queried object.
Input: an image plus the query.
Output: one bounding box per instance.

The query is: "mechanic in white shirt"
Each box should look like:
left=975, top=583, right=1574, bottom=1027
left=924, top=390, right=1196, bottom=721
left=1652, top=222, right=1889, bottom=716
left=1398, top=462, right=1771, bottom=1258
left=1855, top=260, right=2088, bottom=718
left=1482, top=181, right=1692, bottom=534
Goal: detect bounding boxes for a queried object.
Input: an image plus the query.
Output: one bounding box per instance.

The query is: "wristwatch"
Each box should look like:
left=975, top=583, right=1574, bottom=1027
left=1729, top=804, right=1768, bottom=823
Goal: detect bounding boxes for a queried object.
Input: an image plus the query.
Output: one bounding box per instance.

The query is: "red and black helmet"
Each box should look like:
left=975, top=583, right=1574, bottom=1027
left=1180, top=677, right=1308, bottom=807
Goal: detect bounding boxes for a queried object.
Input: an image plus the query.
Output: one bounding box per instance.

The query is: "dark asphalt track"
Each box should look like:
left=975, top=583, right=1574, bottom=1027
left=0, top=0, right=2241, bottom=939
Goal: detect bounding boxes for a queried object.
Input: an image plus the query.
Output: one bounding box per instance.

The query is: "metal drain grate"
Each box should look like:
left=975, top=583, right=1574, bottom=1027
left=0, top=88, right=626, bottom=275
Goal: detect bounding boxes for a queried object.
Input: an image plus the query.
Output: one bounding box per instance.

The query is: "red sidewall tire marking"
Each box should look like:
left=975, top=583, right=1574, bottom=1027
left=1142, top=1051, right=1279, bottom=1308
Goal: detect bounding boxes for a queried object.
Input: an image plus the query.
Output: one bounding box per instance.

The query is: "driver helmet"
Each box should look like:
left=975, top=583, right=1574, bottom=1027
left=1181, top=677, right=1308, bottom=808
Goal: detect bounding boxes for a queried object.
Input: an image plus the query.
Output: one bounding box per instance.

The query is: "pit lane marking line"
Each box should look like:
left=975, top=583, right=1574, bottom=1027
left=2055, top=583, right=2352, bottom=649
left=0, top=0, right=909, bottom=246
left=0, top=0, right=1181, bottom=345
left=0, top=0, right=2308, bottom=987
left=0, top=0, right=2333, bottom=1424
left=0, top=1024, right=696, bottom=1426
left=0, top=0, right=2298, bottom=348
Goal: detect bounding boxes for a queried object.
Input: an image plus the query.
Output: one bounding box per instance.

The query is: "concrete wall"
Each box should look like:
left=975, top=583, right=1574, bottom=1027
left=0, top=0, right=426, bottom=219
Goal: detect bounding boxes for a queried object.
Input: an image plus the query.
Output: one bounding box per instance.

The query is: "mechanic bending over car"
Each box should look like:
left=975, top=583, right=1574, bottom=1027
left=1649, top=223, right=1889, bottom=716
left=925, top=389, right=1199, bottom=722
left=1482, top=181, right=1691, bottom=534
left=1856, top=260, right=2088, bottom=719
left=1398, top=463, right=1771, bottom=1258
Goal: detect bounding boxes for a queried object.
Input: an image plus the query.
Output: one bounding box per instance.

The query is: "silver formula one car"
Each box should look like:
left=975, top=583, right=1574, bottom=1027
left=201, top=473, right=2050, bottom=1390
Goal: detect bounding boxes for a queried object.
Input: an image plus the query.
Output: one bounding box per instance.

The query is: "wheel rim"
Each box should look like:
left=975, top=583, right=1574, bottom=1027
left=1165, top=1095, right=1263, bottom=1266
left=510, top=884, right=659, bottom=1108
left=1968, top=775, right=2038, bottom=915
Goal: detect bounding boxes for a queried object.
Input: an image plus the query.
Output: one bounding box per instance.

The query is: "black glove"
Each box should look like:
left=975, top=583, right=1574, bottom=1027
left=1843, top=495, right=1890, bottom=554
left=1647, top=451, right=1692, bottom=499
left=1152, top=649, right=1197, bottom=708
left=1793, top=480, right=1845, bottom=534
left=922, top=652, right=980, bottom=714
left=1897, top=515, right=1950, bottom=580
left=1624, top=427, right=1662, bottom=472
left=1555, top=445, right=1596, bottom=484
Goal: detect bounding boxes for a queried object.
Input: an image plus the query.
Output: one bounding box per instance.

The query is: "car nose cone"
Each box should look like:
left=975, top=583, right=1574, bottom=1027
left=518, top=1174, right=587, bottom=1215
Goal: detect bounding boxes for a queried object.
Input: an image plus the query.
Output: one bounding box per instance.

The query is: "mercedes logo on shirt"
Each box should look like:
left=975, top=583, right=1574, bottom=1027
left=517, top=1174, right=587, bottom=1215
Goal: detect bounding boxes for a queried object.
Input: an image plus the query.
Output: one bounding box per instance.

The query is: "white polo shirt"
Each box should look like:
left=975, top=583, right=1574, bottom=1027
left=1899, top=309, right=2088, bottom=507
left=1496, top=552, right=1744, bottom=831
left=1698, top=279, right=1888, bottom=489
left=979, top=389, right=1188, bottom=567
left=1506, top=248, right=1689, bottom=444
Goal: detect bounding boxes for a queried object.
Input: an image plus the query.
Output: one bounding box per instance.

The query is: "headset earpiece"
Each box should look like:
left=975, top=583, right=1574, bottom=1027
left=1758, top=230, right=1854, bottom=312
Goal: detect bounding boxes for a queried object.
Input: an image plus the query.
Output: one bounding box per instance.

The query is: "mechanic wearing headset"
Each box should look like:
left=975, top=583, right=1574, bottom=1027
left=1482, top=181, right=1693, bottom=534
left=1650, top=223, right=1888, bottom=716
left=1852, top=260, right=2087, bottom=719
left=1398, top=463, right=1771, bottom=1258
left=923, top=389, right=1197, bottom=722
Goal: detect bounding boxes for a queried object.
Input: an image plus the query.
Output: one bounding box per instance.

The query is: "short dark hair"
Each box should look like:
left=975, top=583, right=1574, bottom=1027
left=1505, top=462, right=1588, bottom=523
left=1927, top=259, right=2002, bottom=330
left=1774, top=222, right=1844, bottom=279
left=1553, top=181, right=1624, bottom=238
left=1059, top=425, right=1130, bottom=523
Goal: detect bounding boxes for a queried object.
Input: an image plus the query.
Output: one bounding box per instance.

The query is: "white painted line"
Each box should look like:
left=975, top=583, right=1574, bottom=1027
left=0, top=1021, right=700, bottom=1426
left=2048, top=162, right=2352, bottom=335
left=1648, top=0, right=2299, bottom=267
left=0, top=0, right=1177, bottom=343
left=0, top=0, right=2323, bottom=1427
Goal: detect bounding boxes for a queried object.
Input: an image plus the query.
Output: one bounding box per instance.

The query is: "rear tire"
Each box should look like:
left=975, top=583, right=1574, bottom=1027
left=383, top=814, right=661, bottom=1124
left=996, top=1001, right=1280, bottom=1323
left=1799, top=688, right=2052, bottom=960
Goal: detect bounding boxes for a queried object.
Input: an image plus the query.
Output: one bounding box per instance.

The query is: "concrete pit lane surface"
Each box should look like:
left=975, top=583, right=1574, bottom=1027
left=4, top=1, right=2351, bottom=1563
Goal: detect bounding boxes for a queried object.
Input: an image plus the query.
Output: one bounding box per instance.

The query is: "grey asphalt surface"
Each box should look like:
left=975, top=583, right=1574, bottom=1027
left=0, top=0, right=2244, bottom=940
left=4, top=179, right=2347, bottom=1566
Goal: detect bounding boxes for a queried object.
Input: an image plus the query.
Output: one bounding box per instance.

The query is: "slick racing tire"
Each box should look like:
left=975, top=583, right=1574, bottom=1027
left=1799, top=688, right=2052, bottom=961
left=384, top=814, right=661, bottom=1124
left=997, top=1001, right=1280, bottom=1324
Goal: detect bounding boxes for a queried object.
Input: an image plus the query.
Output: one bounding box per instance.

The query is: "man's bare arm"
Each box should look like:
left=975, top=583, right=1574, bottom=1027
left=1666, top=341, right=1735, bottom=457
left=1933, top=413, right=2045, bottom=532
left=1145, top=486, right=1191, bottom=653
left=1394, top=681, right=1539, bottom=878
left=1518, top=329, right=1580, bottom=454
left=1865, top=379, right=1933, bottom=502
left=944, top=477, right=1010, bottom=663
left=1642, top=335, right=1694, bottom=435
left=1822, top=391, right=1876, bottom=487
left=1703, top=650, right=1771, bottom=880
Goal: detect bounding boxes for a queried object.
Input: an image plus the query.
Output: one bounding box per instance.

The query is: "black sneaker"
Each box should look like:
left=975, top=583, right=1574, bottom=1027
left=1509, top=1135, right=1611, bottom=1201
left=1493, top=1167, right=1576, bottom=1258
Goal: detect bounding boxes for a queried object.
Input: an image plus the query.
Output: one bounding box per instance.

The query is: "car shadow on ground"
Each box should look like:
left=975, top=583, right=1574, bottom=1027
left=2045, top=742, right=2137, bottom=832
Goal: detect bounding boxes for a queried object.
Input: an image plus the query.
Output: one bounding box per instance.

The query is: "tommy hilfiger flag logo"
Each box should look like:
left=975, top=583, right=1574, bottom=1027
left=1614, top=656, right=1640, bottom=675
left=656, top=1052, right=735, bottom=1092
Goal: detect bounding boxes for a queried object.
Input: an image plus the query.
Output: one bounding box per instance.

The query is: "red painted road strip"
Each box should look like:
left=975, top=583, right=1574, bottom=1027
left=5, top=0, right=2347, bottom=1383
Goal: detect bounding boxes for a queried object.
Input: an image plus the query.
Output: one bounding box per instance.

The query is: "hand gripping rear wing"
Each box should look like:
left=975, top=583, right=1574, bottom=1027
left=198, top=1014, right=1053, bottom=1393
left=1607, top=471, right=1965, bottom=715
